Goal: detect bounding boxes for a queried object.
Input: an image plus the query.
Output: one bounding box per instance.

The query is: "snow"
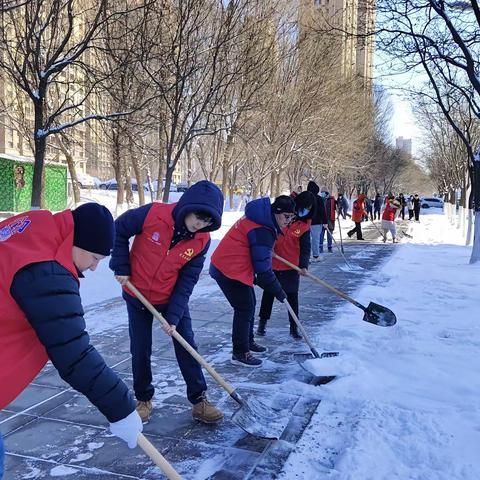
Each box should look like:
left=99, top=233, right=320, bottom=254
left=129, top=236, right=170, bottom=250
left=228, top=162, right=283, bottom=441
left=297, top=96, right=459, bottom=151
left=279, top=212, right=480, bottom=480
left=23, top=187, right=480, bottom=479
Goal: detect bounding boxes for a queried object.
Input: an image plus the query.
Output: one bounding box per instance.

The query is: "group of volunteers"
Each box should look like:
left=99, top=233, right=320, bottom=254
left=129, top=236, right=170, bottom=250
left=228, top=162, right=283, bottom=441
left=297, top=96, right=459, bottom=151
left=0, top=178, right=401, bottom=472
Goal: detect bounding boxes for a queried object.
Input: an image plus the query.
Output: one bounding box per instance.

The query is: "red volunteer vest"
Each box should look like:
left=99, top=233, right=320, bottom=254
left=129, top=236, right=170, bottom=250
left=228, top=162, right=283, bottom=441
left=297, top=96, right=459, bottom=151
left=211, top=216, right=266, bottom=286
left=327, top=197, right=336, bottom=221
left=124, top=203, right=210, bottom=304
left=382, top=204, right=397, bottom=221
left=0, top=210, right=78, bottom=409
left=272, top=220, right=311, bottom=271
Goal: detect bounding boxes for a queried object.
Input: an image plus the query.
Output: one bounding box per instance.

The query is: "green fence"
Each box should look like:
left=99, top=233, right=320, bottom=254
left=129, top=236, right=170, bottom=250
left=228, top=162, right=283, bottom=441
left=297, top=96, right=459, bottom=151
left=0, top=156, right=67, bottom=212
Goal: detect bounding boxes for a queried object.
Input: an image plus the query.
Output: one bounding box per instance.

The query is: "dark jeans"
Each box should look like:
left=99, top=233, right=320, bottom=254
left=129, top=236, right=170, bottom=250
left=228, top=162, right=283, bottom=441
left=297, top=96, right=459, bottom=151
left=210, top=266, right=255, bottom=355
left=408, top=209, right=414, bottom=220
left=260, top=290, right=298, bottom=328
left=399, top=207, right=405, bottom=220
left=348, top=222, right=363, bottom=239
left=124, top=293, right=207, bottom=404
left=414, top=208, right=420, bottom=221
left=374, top=208, right=381, bottom=220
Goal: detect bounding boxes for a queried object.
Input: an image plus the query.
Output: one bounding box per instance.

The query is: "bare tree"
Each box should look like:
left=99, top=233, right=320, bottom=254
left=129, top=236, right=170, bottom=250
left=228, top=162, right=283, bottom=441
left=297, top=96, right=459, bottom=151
left=0, top=0, right=141, bottom=208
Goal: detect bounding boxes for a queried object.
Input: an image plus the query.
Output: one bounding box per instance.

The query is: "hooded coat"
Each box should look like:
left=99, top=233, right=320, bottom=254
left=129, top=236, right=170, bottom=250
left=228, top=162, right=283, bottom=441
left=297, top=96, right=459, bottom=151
left=210, top=197, right=285, bottom=301
left=110, top=180, right=224, bottom=325
left=307, top=181, right=328, bottom=225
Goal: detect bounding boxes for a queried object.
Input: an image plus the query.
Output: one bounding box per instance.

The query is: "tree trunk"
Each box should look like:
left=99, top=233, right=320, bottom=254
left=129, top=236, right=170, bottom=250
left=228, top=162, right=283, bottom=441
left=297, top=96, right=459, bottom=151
left=31, top=134, right=47, bottom=209
left=65, top=151, right=81, bottom=206
left=131, top=147, right=145, bottom=206
left=469, top=158, right=480, bottom=263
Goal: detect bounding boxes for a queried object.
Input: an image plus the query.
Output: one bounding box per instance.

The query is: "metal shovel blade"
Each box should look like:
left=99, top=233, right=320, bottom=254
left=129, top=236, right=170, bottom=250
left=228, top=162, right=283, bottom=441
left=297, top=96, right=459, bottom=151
left=230, top=394, right=290, bottom=440
left=363, top=302, right=397, bottom=327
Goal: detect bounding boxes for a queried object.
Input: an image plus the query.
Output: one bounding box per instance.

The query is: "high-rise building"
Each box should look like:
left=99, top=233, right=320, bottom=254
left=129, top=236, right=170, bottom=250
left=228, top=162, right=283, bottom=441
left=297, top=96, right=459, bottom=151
left=396, top=136, right=412, bottom=156
left=299, top=0, right=375, bottom=89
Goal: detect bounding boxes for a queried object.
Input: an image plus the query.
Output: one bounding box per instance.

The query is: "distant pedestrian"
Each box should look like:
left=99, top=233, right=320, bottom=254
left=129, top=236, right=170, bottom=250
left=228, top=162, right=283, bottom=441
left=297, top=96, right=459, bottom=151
left=412, top=194, right=421, bottom=221
left=365, top=197, right=374, bottom=222
left=407, top=195, right=414, bottom=220
left=382, top=199, right=400, bottom=243
left=398, top=193, right=406, bottom=220
left=373, top=193, right=382, bottom=220
left=337, top=193, right=350, bottom=219
left=319, top=188, right=336, bottom=253
left=347, top=193, right=366, bottom=240
left=307, top=181, right=327, bottom=261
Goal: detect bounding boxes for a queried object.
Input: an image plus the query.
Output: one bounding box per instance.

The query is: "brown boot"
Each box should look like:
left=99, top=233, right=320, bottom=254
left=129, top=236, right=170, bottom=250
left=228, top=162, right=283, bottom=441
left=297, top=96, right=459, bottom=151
left=136, top=400, right=153, bottom=423
left=192, top=393, right=223, bottom=424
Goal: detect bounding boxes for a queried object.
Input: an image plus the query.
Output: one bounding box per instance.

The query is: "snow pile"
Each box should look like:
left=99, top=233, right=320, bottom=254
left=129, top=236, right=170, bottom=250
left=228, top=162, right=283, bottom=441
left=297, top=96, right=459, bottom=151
left=279, top=211, right=480, bottom=480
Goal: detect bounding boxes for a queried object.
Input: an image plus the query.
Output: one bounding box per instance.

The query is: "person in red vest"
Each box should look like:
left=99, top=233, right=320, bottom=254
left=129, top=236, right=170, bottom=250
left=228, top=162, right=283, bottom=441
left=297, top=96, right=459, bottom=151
left=0, top=203, right=143, bottom=473
left=381, top=198, right=400, bottom=243
left=209, top=195, right=294, bottom=367
left=347, top=193, right=367, bottom=240
left=109, top=181, right=224, bottom=425
left=319, top=188, right=336, bottom=253
left=257, top=191, right=315, bottom=339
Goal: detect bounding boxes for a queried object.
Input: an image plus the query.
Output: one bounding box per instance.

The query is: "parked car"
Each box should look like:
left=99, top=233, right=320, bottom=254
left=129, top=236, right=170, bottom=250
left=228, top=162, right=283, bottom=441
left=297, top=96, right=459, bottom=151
left=144, top=179, right=178, bottom=193
left=68, top=171, right=96, bottom=189
left=99, top=178, right=141, bottom=191
left=176, top=181, right=189, bottom=192
left=421, top=197, right=444, bottom=208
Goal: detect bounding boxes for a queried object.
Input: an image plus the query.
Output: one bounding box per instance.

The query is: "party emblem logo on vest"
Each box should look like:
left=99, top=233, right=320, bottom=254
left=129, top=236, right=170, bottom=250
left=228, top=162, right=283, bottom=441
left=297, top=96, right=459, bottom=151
left=150, top=231, right=160, bottom=243
left=293, top=228, right=301, bottom=236
left=0, top=216, right=31, bottom=242
left=180, top=247, right=194, bottom=261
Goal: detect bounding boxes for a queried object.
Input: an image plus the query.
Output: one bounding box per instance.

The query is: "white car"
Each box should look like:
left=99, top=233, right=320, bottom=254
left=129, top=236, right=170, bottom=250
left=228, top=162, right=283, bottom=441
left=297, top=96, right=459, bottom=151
left=68, top=171, right=96, bottom=189
left=421, top=197, right=444, bottom=208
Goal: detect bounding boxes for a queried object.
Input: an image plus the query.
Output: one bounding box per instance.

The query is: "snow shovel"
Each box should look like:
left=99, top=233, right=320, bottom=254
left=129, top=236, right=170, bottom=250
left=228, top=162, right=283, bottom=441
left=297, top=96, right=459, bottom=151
left=126, top=281, right=290, bottom=440
left=369, top=218, right=387, bottom=242
left=272, top=255, right=396, bottom=327
left=326, top=227, right=361, bottom=271
left=336, top=213, right=345, bottom=254
left=138, top=434, right=182, bottom=479
left=283, top=299, right=339, bottom=363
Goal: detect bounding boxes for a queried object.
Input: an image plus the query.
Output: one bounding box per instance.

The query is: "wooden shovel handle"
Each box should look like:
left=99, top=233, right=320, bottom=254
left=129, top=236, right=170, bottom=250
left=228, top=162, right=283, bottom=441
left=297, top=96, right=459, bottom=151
left=272, top=254, right=364, bottom=310
left=283, top=300, right=319, bottom=358
left=125, top=281, right=235, bottom=395
left=137, top=433, right=182, bottom=480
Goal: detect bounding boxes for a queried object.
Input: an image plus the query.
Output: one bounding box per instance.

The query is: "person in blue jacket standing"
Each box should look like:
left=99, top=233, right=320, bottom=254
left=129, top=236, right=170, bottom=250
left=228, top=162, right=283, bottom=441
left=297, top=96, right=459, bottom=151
left=110, top=181, right=224, bottom=424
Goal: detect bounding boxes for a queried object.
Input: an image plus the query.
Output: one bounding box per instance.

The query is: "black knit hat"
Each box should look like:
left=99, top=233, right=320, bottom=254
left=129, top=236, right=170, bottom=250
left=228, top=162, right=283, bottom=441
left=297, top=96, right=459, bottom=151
left=71, top=203, right=114, bottom=256
left=271, top=195, right=296, bottom=214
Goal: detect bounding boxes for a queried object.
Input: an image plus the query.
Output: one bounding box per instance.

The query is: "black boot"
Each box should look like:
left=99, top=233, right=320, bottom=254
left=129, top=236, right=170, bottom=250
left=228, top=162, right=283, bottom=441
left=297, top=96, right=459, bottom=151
left=289, top=324, right=302, bottom=340
left=256, top=318, right=267, bottom=336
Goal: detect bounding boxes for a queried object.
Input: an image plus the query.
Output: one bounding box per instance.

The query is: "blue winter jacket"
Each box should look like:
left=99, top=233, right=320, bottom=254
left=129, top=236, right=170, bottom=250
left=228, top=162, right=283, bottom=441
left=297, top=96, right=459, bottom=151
left=110, top=181, right=224, bottom=325
left=10, top=261, right=135, bottom=423
left=245, top=198, right=286, bottom=301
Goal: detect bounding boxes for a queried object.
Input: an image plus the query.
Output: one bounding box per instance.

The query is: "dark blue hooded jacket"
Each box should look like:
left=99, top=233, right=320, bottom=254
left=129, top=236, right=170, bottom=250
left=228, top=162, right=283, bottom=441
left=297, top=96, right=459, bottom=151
left=110, top=181, right=224, bottom=325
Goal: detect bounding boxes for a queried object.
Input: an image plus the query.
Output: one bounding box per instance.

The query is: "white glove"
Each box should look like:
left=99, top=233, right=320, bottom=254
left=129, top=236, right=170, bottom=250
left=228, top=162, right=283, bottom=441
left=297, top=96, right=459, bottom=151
left=109, top=410, right=143, bottom=448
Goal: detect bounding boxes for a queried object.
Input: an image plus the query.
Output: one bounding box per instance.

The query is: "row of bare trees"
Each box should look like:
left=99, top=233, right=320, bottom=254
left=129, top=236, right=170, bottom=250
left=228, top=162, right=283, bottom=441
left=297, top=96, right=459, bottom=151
left=1, top=0, right=388, bottom=212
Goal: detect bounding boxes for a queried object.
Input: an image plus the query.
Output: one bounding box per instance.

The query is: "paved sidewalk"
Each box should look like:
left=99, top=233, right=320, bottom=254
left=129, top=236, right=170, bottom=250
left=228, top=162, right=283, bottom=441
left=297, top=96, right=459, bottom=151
left=2, top=231, right=395, bottom=479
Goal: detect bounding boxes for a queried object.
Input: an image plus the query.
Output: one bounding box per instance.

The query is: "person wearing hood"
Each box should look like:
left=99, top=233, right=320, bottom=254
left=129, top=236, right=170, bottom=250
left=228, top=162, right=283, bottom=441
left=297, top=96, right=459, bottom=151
left=210, top=196, right=293, bottom=367
left=374, top=193, right=382, bottom=220
left=319, top=188, right=336, bottom=253
left=110, top=181, right=224, bottom=425
left=257, top=191, right=315, bottom=339
left=306, top=181, right=328, bottom=261
left=347, top=193, right=367, bottom=240
left=337, top=193, right=350, bottom=219
left=0, top=204, right=143, bottom=469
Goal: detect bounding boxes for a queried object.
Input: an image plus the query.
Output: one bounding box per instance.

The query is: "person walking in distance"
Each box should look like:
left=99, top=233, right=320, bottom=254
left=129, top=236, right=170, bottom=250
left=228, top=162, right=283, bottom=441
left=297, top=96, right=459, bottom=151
left=373, top=193, right=382, bottom=220
left=307, top=181, right=327, bottom=261
left=319, top=188, right=336, bottom=253
left=337, top=193, right=350, bottom=219
left=398, top=193, right=406, bottom=220
left=412, top=194, right=421, bottom=221
left=347, top=193, right=366, bottom=240
left=407, top=195, right=414, bottom=220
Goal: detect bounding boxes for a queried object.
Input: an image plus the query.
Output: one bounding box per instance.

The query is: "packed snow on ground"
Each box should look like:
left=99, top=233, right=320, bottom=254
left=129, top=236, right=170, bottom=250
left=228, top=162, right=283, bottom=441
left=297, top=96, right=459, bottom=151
left=279, top=211, right=480, bottom=480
